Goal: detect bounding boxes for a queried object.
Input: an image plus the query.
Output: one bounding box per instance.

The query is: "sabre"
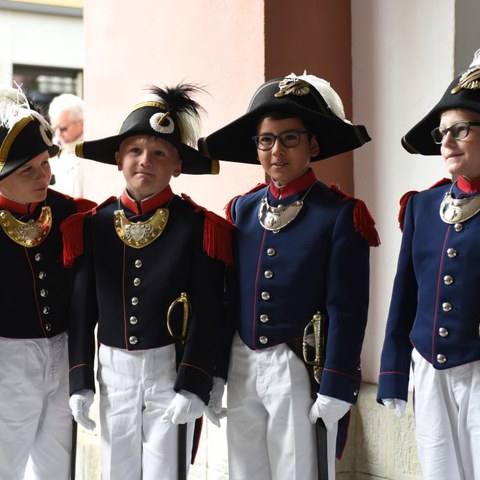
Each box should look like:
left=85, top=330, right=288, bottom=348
left=303, top=311, right=329, bottom=480
left=167, top=292, right=191, bottom=480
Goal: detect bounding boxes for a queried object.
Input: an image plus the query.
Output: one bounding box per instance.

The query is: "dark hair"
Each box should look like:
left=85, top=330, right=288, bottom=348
left=255, top=111, right=314, bottom=140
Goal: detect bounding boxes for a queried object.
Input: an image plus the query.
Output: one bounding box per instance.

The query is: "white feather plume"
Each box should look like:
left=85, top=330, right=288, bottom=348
left=286, top=72, right=351, bottom=124
left=469, top=48, right=480, bottom=68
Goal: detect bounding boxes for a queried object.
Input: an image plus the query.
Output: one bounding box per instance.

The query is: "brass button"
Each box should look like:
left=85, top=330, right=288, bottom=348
left=129, top=316, right=138, bottom=325
left=45, top=323, right=52, bottom=332
left=442, top=302, right=452, bottom=312
left=264, top=270, right=273, bottom=279
left=34, top=253, right=42, bottom=262
left=261, top=292, right=270, bottom=301
left=259, top=314, right=269, bottom=323
left=42, top=306, right=50, bottom=315
left=131, top=297, right=139, bottom=306
left=134, top=259, right=143, bottom=268
left=353, top=389, right=359, bottom=396
left=39, top=271, right=46, bottom=280
left=259, top=336, right=268, bottom=345
left=454, top=223, right=463, bottom=232
left=133, top=278, right=141, bottom=286
left=267, top=248, right=276, bottom=256
left=129, top=336, right=138, bottom=345
left=443, top=275, right=454, bottom=285
left=436, top=354, right=447, bottom=364
left=447, top=248, right=457, bottom=258
left=438, top=327, right=449, bottom=337
left=40, top=288, right=48, bottom=297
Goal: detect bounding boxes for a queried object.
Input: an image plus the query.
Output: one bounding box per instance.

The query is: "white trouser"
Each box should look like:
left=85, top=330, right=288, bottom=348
left=98, top=344, right=194, bottom=480
left=412, top=348, right=480, bottom=480
left=227, top=333, right=337, bottom=480
left=0, top=333, right=72, bottom=480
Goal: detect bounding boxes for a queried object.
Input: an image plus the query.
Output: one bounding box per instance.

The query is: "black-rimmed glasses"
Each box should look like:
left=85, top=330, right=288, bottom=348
left=252, top=130, right=309, bottom=151
left=431, top=121, right=480, bottom=144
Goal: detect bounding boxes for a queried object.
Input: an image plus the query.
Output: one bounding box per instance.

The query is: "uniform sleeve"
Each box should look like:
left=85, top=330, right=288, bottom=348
left=319, top=199, right=370, bottom=404
left=173, top=214, right=227, bottom=404
left=68, top=216, right=98, bottom=395
left=377, top=195, right=418, bottom=403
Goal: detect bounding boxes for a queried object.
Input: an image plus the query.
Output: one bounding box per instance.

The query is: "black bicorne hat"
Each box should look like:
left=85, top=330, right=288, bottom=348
left=0, top=87, right=59, bottom=181
left=76, top=84, right=218, bottom=175
left=402, top=49, right=480, bottom=155
left=198, top=73, right=371, bottom=164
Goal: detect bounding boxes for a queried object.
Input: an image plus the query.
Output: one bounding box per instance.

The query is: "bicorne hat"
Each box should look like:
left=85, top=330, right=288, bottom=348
left=0, top=87, right=59, bottom=181
left=76, top=84, right=218, bottom=175
left=198, top=72, right=371, bottom=164
left=402, top=49, right=480, bottom=155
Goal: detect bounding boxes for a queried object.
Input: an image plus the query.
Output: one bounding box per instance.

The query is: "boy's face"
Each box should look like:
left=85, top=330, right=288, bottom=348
left=256, top=116, right=319, bottom=186
left=116, top=135, right=181, bottom=201
left=439, top=108, right=480, bottom=180
left=0, top=151, right=51, bottom=204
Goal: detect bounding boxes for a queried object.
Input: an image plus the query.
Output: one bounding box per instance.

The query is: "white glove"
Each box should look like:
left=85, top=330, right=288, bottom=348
left=204, top=377, right=227, bottom=427
left=69, top=389, right=96, bottom=431
left=382, top=398, right=406, bottom=418
left=308, top=394, right=351, bottom=431
left=161, top=390, right=205, bottom=425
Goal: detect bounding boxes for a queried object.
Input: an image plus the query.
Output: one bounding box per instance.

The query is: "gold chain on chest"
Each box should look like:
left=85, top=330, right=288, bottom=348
left=0, top=206, right=52, bottom=247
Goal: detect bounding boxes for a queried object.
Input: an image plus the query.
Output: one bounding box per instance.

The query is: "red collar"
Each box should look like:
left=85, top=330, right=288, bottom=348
left=457, top=176, right=480, bottom=194
left=269, top=169, right=317, bottom=199
left=0, top=195, right=39, bottom=215
left=121, top=186, right=175, bottom=214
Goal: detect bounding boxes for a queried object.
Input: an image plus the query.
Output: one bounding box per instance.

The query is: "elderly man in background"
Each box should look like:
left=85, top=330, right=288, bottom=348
left=48, top=93, right=84, bottom=196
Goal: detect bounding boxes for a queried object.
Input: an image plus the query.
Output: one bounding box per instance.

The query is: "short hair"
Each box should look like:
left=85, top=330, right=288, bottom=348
left=48, top=93, right=84, bottom=123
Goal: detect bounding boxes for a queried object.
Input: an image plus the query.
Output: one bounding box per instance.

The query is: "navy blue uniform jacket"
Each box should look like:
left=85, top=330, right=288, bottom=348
left=68, top=189, right=229, bottom=404
left=0, top=189, right=91, bottom=339
left=220, top=171, right=375, bottom=457
left=378, top=180, right=480, bottom=402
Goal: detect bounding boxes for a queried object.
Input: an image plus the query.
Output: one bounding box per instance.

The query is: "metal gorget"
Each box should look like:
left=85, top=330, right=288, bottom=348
left=439, top=191, right=480, bottom=224
left=113, top=208, right=169, bottom=248
left=258, top=198, right=303, bottom=232
left=258, top=182, right=315, bottom=232
left=0, top=206, right=52, bottom=247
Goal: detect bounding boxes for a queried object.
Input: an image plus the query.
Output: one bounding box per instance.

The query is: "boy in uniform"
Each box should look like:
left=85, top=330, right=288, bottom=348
left=378, top=49, right=480, bottom=480
left=199, top=73, right=379, bottom=480
left=67, top=84, right=232, bottom=479
left=0, top=86, right=94, bottom=480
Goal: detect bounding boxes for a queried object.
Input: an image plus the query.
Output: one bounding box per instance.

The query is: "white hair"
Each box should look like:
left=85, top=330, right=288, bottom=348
left=48, top=93, right=84, bottom=122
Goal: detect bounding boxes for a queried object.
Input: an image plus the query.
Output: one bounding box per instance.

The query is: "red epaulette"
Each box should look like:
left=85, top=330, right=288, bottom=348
left=224, top=183, right=267, bottom=225
left=398, top=178, right=452, bottom=231
left=330, top=184, right=381, bottom=247
left=181, top=194, right=234, bottom=265
left=60, top=196, right=116, bottom=268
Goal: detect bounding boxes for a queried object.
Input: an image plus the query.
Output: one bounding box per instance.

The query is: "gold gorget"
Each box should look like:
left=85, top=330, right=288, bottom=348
left=113, top=208, right=169, bottom=248
left=258, top=197, right=304, bottom=232
left=439, top=192, right=480, bottom=224
left=0, top=206, right=52, bottom=247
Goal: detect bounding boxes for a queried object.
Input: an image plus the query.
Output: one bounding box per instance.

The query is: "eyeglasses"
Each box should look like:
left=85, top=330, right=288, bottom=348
left=431, top=121, right=480, bottom=144
left=252, top=130, right=309, bottom=151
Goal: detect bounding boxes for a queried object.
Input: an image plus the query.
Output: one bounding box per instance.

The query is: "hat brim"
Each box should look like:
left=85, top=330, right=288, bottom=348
left=402, top=75, right=480, bottom=155
left=76, top=132, right=219, bottom=175
left=198, top=101, right=370, bottom=164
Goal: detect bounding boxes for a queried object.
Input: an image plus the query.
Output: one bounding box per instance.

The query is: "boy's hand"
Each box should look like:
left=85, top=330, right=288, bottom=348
left=308, top=393, right=351, bottom=431
left=205, top=377, right=227, bottom=427
left=69, top=389, right=96, bottom=431
left=382, top=398, right=406, bottom=418
left=162, top=390, right=205, bottom=424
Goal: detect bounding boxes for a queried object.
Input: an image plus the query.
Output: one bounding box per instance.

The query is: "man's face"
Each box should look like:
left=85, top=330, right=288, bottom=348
left=53, top=110, right=83, bottom=146
left=116, top=135, right=181, bottom=201
left=0, top=151, right=51, bottom=203
left=255, top=116, right=319, bottom=185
